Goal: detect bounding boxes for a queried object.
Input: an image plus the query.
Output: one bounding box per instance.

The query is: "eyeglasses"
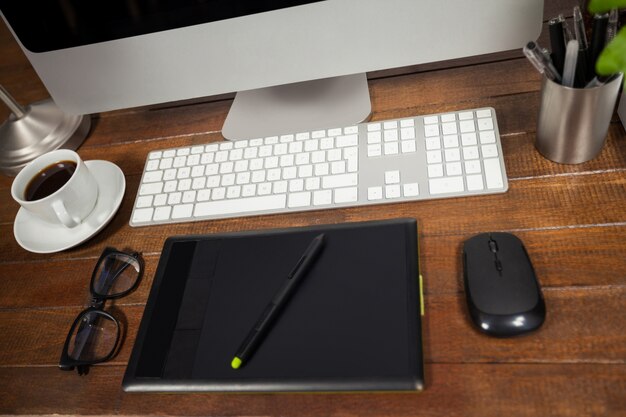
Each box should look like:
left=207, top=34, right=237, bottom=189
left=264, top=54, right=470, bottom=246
left=59, top=248, right=143, bottom=375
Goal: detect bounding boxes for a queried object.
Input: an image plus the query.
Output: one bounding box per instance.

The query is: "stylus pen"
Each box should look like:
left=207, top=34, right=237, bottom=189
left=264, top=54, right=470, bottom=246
left=230, top=233, right=325, bottom=369
left=589, top=13, right=609, bottom=76
left=606, top=9, right=619, bottom=44
left=562, top=39, right=579, bottom=87
left=573, top=6, right=588, bottom=50
left=523, top=41, right=561, bottom=82
left=549, top=16, right=567, bottom=76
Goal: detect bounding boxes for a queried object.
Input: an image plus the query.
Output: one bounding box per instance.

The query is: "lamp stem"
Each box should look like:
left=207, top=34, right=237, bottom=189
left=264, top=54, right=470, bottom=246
left=0, top=85, right=26, bottom=119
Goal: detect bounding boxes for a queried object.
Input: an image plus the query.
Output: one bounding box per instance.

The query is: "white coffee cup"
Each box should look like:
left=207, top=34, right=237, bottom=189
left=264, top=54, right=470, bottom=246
left=11, top=150, right=99, bottom=228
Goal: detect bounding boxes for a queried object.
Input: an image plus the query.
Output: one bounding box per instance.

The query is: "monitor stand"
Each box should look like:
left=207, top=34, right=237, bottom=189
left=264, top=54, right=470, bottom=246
left=222, top=73, right=371, bottom=141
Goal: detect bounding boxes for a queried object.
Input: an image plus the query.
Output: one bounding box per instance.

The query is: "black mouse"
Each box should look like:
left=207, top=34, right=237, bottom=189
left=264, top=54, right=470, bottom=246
left=463, top=232, right=545, bottom=337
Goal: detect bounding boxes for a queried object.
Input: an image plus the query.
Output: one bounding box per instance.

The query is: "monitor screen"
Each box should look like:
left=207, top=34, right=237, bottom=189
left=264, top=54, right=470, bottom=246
left=1, top=0, right=544, bottom=137
left=1, top=1, right=324, bottom=52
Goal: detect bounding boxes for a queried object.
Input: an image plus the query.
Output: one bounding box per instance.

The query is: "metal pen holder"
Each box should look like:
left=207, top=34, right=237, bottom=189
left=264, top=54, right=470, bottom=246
left=535, top=73, right=623, bottom=164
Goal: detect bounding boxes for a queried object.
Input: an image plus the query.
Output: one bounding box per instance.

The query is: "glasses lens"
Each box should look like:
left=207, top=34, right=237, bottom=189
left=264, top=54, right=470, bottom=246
left=68, top=310, right=118, bottom=362
left=93, top=252, right=140, bottom=297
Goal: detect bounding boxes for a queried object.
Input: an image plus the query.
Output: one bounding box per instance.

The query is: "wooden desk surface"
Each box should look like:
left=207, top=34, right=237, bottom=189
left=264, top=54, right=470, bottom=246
left=1, top=1, right=625, bottom=415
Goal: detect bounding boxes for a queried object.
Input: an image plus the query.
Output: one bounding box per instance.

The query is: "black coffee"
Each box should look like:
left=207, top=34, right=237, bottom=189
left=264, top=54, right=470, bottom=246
left=24, top=160, right=77, bottom=201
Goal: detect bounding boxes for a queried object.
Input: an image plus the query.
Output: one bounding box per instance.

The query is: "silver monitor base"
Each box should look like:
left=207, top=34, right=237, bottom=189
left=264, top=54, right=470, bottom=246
left=222, top=73, right=372, bottom=141
left=0, top=86, right=91, bottom=176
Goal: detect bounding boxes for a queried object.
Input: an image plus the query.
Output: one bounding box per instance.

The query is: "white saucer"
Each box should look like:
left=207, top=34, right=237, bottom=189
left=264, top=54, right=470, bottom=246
left=14, top=160, right=126, bottom=254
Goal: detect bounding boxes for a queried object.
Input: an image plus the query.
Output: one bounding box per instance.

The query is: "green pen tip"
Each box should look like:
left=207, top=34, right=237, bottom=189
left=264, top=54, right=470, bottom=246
left=231, top=357, right=242, bottom=369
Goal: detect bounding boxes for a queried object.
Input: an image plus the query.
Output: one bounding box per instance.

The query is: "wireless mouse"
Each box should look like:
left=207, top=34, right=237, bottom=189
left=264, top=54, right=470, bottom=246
left=462, top=232, right=545, bottom=337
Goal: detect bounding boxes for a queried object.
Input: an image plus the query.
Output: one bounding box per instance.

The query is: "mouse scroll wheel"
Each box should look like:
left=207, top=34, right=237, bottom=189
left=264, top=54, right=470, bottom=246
left=488, top=239, right=498, bottom=253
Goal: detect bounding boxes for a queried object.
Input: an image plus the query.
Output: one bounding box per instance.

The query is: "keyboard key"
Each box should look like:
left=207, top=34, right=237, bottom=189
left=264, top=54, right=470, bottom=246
left=182, top=190, right=196, bottom=203
left=383, top=130, right=398, bottom=142
left=334, top=187, right=358, bottom=203
left=384, top=142, right=399, bottom=155
left=367, top=122, right=381, bottom=132
left=139, top=182, right=163, bottom=196
left=427, top=150, right=442, bottom=164
left=146, top=160, right=160, bottom=171
left=424, top=124, right=439, bottom=137
left=443, top=135, right=459, bottom=148
left=458, top=111, right=474, bottom=120
left=446, top=162, right=462, bottom=176
left=459, top=120, right=475, bottom=133
left=476, top=109, right=492, bottom=118
left=425, top=137, right=441, bottom=150
left=444, top=148, right=461, bottom=162
left=428, top=164, right=444, bottom=178
left=400, top=127, right=415, bottom=140
left=288, top=191, right=312, bottom=208
left=337, top=134, right=358, bottom=147
left=478, top=118, right=494, bottom=131
left=368, top=144, right=382, bottom=157
left=168, top=192, right=182, bottom=205
left=401, top=140, right=416, bottom=153
left=226, top=186, right=241, bottom=199
left=368, top=186, right=383, bottom=200
left=154, top=194, right=167, bottom=206
left=195, top=195, right=287, bottom=217
left=368, top=131, right=382, bottom=144
left=257, top=183, right=272, bottom=195
left=423, top=115, right=438, bottom=124
left=465, top=160, right=482, bottom=174
left=136, top=195, right=153, bottom=208
left=480, top=130, right=496, bottom=144
left=481, top=144, right=499, bottom=158
left=132, top=208, right=153, bottom=223
left=274, top=181, right=288, bottom=194
left=385, top=184, right=401, bottom=199
left=322, top=173, right=358, bottom=189
left=385, top=170, right=400, bottom=184
left=441, top=122, right=457, bottom=135
left=467, top=175, right=484, bottom=191
left=403, top=183, right=419, bottom=197
left=153, top=206, right=171, bottom=221
left=461, top=132, right=478, bottom=146
left=159, top=158, right=173, bottom=170
left=441, top=113, right=456, bottom=122
left=143, top=170, right=163, bottom=183
left=463, top=146, right=480, bottom=160
left=483, top=158, right=504, bottom=189
left=313, top=189, right=332, bottom=205
left=197, top=189, right=211, bottom=201
left=400, top=119, right=414, bottom=128
left=172, top=204, right=194, bottom=219
left=305, top=177, right=320, bottom=190
left=288, top=133, right=303, bottom=142
left=429, top=176, right=464, bottom=194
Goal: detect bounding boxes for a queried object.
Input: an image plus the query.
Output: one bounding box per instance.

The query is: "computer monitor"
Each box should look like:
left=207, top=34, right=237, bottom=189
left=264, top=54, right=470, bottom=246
left=1, top=1, right=544, bottom=140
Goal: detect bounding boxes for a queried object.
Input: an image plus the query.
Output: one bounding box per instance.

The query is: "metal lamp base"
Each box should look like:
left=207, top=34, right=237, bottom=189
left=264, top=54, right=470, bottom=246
left=0, top=98, right=91, bottom=176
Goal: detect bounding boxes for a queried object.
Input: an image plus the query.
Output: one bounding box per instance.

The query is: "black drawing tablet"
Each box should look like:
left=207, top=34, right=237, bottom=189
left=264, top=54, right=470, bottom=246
left=123, top=218, right=424, bottom=392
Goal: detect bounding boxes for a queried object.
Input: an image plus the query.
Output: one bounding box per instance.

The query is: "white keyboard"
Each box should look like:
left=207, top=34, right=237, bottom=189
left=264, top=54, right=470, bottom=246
left=130, top=107, right=508, bottom=227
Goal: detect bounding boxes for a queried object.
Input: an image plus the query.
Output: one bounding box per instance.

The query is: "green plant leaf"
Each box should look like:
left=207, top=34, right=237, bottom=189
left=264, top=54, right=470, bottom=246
left=596, top=28, right=626, bottom=75
left=588, top=0, right=626, bottom=13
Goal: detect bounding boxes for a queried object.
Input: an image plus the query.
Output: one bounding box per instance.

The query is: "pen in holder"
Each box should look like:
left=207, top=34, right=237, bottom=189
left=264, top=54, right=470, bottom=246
left=535, top=73, right=623, bottom=164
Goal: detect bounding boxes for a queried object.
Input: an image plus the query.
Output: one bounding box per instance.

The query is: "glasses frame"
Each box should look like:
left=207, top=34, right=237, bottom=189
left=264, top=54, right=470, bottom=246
left=59, top=248, right=143, bottom=375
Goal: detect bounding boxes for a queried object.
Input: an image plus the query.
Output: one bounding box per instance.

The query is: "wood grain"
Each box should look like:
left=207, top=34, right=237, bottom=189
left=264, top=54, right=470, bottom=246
left=1, top=363, right=624, bottom=416
left=1, top=0, right=626, bottom=415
